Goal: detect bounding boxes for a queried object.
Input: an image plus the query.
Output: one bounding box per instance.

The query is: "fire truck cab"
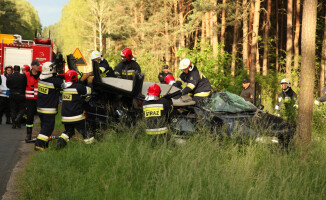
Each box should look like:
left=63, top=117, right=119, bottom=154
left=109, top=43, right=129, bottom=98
left=0, top=34, right=53, bottom=74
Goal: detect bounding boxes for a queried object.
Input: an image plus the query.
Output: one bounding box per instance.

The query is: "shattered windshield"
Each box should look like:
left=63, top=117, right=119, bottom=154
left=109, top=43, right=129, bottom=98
left=201, top=92, right=257, bottom=113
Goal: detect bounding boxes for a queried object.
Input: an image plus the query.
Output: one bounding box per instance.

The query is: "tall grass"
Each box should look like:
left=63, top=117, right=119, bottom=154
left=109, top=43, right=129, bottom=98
left=20, top=106, right=326, bottom=200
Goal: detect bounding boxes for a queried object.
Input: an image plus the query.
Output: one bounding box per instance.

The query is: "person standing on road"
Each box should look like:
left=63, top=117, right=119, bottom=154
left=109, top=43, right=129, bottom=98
left=174, top=58, right=211, bottom=103
left=240, top=78, right=254, bottom=104
left=158, top=65, right=173, bottom=84
left=0, top=66, right=13, bottom=125
left=56, top=70, right=93, bottom=149
left=34, top=62, right=63, bottom=151
left=142, top=84, right=173, bottom=144
left=24, top=60, right=41, bottom=142
left=114, top=48, right=141, bottom=80
left=6, top=65, right=26, bottom=129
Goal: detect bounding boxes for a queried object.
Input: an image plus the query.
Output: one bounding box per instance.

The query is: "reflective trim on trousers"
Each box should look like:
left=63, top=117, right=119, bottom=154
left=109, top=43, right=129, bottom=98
left=37, top=134, right=49, bottom=142
left=37, top=107, right=58, bottom=114
left=145, top=127, right=168, bottom=135
left=62, top=114, right=85, bottom=122
left=59, top=133, right=70, bottom=142
left=194, top=91, right=211, bottom=97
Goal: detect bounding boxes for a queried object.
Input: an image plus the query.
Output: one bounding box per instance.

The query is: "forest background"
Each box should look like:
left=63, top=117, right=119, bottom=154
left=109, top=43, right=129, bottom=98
left=0, top=0, right=325, bottom=114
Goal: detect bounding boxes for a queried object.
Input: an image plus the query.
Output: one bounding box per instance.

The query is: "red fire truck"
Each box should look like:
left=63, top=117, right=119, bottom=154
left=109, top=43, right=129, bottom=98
left=0, top=34, right=53, bottom=74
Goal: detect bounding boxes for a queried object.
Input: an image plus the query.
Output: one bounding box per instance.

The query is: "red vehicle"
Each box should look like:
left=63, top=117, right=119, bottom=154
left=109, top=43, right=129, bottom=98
left=0, top=34, right=53, bottom=74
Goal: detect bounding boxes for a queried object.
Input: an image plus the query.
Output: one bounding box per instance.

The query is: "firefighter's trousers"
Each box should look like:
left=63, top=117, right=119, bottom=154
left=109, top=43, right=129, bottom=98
left=39, top=113, right=56, bottom=136
left=26, top=99, right=37, bottom=127
left=64, top=120, right=88, bottom=139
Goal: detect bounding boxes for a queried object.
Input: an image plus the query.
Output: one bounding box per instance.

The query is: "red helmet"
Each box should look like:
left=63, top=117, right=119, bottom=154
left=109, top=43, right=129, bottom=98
left=148, top=84, right=161, bottom=97
left=64, top=70, right=78, bottom=83
left=164, top=74, right=175, bottom=84
left=23, top=65, right=30, bottom=72
left=120, top=48, right=133, bottom=61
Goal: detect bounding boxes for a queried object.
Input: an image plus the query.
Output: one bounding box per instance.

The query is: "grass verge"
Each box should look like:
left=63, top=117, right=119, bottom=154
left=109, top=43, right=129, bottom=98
left=19, top=106, right=326, bottom=200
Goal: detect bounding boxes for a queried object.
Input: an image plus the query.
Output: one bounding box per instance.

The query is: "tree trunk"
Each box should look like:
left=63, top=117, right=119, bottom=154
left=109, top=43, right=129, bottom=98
left=231, top=1, right=240, bottom=77
left=179, top=0, right=185, bottom=49
left=293, top=0, right=301, bottom=87
left=201, top=15, right=206, bottom=53
left=262, top=0, right=271, bottom=76
left=205, top=12, right=210, bottom=41
left=296, top=0, right=317, bottom=149
left=256, top=43, right=260, bottom=74
left=242, top=0, right=249, bottom=71
left=250, top=0, right=260, bottom=90
left=164, top=1, right=171, bottom=65
left=210, top=0, right=219, bottom=71
left=320, top=12, right=326, bottom=95
left=221, top=0, right=226, bottom=52
left=276, top=0, right=279, bottom=72
left=286, top=0, right=293, bottom=80
left=247, top=0, right=254, bottom=69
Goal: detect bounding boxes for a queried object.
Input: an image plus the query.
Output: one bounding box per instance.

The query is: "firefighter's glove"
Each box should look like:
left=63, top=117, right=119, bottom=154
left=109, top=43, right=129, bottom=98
left=173, top=81, right=182, bottom=89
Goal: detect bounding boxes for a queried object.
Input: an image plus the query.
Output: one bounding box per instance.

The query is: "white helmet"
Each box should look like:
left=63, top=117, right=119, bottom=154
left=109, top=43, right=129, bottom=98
left=179, top=58, right=191, bottom=70
left=42, top=62, right=56, bottom=74
left=40, top=62, right=56, bottom=80
left=91, top=50, right=101, bottom=60
left=280, top=78, right=291, bottom=88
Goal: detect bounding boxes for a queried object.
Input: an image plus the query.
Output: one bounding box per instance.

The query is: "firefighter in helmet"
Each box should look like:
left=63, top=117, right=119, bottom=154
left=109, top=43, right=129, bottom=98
left=6, top=66, right=26, bottom=128
left=275, top=78, right=298, bottom=121
left=0, top=65, right=14, bottom=125
left=114, top=48, right=141, bottom=80
left=90, top=50, right=115, bottom=77
left=34, top=62, right=63, bottom=151
left=24, top=60, right=41, bottom=142
left=174, top=58, right=212, bottom=103
left=142, top=83, right=173, bottom=144
left=158, top=65, right=174, bottom=84
left=56, top=70, right=93, bottom=149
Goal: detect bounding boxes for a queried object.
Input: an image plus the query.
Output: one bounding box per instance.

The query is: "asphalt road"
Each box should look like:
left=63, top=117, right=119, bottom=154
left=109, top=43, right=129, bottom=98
left=0, top=116, right=26, bottom=199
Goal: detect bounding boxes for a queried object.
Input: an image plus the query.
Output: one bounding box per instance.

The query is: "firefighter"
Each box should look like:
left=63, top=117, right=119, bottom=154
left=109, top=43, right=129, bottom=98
left=90, top=50, right=115, bottom=77
left=174, top=58, right=212, bottom=103
left=142, top=84, right=173, bottom=143
left=240, top=78, right=254, bottom=103
left=275, top=79, right=298, bottom=120
left=6, top=65, right=26, bottom=128
left=34, top=62, right=63, bottom=151
left=114, top=48, right=141, bottom=80
left=56, top=70, right=93, bottom=149
left=22, top=65, right=30, bottom=74
left=24, top=60, right=41, bottom=142
left=0, top=66, right=13, bottom=125
left=158, top=65, right=173, bottom=84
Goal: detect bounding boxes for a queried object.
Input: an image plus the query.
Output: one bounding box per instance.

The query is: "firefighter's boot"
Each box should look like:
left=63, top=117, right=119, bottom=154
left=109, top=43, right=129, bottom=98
left=25, top=127, right=32, bottom=143
left=56, top=133, right=69, bottom=150
left=34, top=134, right=49, bottom=151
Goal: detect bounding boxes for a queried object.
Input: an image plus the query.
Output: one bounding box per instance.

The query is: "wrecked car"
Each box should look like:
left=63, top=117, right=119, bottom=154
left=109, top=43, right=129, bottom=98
left=85, top=61, right=296, bottom=146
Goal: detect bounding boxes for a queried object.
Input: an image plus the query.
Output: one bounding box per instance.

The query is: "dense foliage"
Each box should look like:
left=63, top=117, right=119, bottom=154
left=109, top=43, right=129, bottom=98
left=0, top=0, right=41, bottom=40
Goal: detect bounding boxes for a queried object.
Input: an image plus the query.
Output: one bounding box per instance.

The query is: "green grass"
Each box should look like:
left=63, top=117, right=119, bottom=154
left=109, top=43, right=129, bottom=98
left=19, top=106, right=326, bottom=200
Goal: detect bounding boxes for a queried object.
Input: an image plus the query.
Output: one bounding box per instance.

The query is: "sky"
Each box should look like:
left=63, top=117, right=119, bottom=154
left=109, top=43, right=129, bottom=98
left=26, top=0, right=70, bottom=27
